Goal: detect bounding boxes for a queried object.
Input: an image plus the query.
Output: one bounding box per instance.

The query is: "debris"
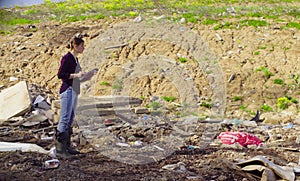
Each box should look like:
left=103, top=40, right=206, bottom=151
left=133, top=14, right=142, bottom=23
left=180, top=18, right=186, bottom=24
left=116, top=142, right=131, bottom=147
left=249, top=110, right=264, bottom=122
left=215, top=33, right=223, bottom=41
left=162, top=162, right=186, bottom=172
left=283, top=123, right=293, bottom=129
left=228, top=74, right=235, bottom=83
left=218, top=131, right=263, bottom=147
left=44, top=159, right=59, bottom=169
left=0, top=141, right=54, bottom=156
left=21, top=114, right=48, bottom=127
left=0, top=81, right=32, bottom=122
left=104, top=43, right=128, bottom=50
left=33, top=95, right=51, bottom=110
left=236, top=155, right=295, bottom=181
left=153, top=145, right=165, bottom=151
left=9, top=76, right=18, bottom=82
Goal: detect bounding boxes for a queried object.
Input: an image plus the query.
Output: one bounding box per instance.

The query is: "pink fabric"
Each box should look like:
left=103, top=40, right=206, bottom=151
left=218, top=132, right=262, bottom=147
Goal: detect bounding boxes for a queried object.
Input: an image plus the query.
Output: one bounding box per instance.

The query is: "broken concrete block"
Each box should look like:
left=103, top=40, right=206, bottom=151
left=134, top=107, right=150, bottom=114
left=0, top=81, right=31, bottom=122
left=22, top=114, right=48, bottom=127
left=51, top=100, right=61, bottom=109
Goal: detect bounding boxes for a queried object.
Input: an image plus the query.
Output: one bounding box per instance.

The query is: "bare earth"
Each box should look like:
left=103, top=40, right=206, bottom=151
left=0, top=15, right=299, bottom=180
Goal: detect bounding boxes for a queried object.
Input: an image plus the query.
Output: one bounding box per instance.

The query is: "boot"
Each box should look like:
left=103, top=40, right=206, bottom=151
left=66, top=128, right=80, bottom=155
left=55, top=130, right=73, bottom=158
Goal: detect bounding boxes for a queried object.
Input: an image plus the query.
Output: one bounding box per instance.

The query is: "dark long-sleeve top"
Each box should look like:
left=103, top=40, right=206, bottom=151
left=57, top=52, right=82, bottom=94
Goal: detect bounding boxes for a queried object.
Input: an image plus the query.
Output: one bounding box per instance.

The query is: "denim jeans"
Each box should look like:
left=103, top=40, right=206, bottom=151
left=57, top=87, right=78, bottom=133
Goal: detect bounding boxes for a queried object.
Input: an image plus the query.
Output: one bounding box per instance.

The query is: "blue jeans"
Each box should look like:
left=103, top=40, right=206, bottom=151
left=57, top=87, right=78, bottom=133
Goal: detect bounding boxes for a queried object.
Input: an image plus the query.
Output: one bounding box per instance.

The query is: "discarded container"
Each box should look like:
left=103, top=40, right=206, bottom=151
left=44, top=159, right=59, bottom=169
left=218, top=131, right=263, bottom=147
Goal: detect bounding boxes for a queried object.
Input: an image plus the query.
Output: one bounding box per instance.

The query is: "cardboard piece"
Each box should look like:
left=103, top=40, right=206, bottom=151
left=0, top=81, right=32, bottom=122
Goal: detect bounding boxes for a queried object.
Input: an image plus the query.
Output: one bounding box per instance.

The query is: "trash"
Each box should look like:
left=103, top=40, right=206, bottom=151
left=131, top=140, right=143, bottom=147
left=187, top=145, right=200, bottom=150
left=116, top=142, right=131, bottom=147
left=21, top=114, right=48, bottom=127
left=133, top=14, right=142, bottom=23
left=236, top=155, right=295, bottom=181
left=153, top=145, right=165, bottom=151
left=33, top=95, right=51, bottom=110
left=9, top=76, right=18, bottom=82
left=0, top=81, right=31, bottom=122
left=44, top=159, right=59, bottom=169
left=283, top=123, right=293, bottom=129
left=221, top=119, right=257, bottom=127
left=179, top=18, right=186, bottom=24
left=218, top=131, right=263, bottom=147
left=0, top=141, right=54, bottom=156
left=162, top=162, right=187, bottom=173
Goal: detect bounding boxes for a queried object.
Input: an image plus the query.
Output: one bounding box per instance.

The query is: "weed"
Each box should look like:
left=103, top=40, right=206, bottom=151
left=147, top=101, right=162, bottom=110
left=233, top=96, right=242, bottom=101
left=260, top=104, right=273, bottom=112
left=273, top=78, right=284, bottom=85
left=253, top=51, right=260, bottom=55
left=239, top=19, right=268, bottom=28
left=178, top=57, right=187, bottom=63
left=277, top=97, right=290, bottom=110
left=286, top=22, right=300, bottom=30
left=100, top=81, right=110, bottom=86
left=258, top=46, right=267, bottom=49
left=161, top=96, right=175, bottom=102
left=202, top=19, right=218, bottom=25
left=200, top=101, right=212, bottom=109
left=112, top=84, right=122, bottom=90
left=255, top=66, right=274, bottom=78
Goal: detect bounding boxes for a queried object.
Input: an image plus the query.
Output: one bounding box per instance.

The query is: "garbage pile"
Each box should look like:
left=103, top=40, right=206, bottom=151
left=0, top=81, right=299, bottom=179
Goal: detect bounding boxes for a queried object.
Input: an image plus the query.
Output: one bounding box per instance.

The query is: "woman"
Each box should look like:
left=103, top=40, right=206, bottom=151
left=56, top=33, right=94, bottom=158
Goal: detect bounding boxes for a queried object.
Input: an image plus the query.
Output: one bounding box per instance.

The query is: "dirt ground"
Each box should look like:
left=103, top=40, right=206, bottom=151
left=0, top=13, right=300, bottom=180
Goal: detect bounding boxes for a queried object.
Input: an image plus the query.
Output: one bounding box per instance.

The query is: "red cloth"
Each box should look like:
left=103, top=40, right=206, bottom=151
left=218, top=131, right=262, bottom=147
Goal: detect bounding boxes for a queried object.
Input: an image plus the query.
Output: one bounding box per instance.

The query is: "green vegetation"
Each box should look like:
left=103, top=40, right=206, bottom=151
left=100, top=81, right=110, bottom=86
left=255, top=66, right=274, bottom=79
left=273, top=78, right=284, bottom=85
left=112, top=84, right=122, bottom=90
left=0, top=0, right=299, bottom=34
left=200, top=101, right=213, bottom=109
left=178, top=57, right=187, bottom=63
left=253, top=51, right=260, bottom=55
left=260, top=104, right=273, bottom=112
left=277, top=96, right=298, bottom=110
left=161, top=96, right=175, bottom=102
left=233, top=95, right=242, bottom=101
left=147, top=101, right=162, bottom=110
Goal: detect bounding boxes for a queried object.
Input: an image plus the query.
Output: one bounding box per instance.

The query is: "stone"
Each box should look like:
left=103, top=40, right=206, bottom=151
left=0, top=81, right=31, bottom=122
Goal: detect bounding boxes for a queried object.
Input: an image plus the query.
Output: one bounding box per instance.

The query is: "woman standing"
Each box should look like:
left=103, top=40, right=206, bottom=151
left=56, top=34, right=94, bottom=158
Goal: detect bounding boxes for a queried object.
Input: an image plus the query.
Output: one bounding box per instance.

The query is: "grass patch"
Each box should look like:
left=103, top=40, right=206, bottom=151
left=239, top=19, right=268, bottom=28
